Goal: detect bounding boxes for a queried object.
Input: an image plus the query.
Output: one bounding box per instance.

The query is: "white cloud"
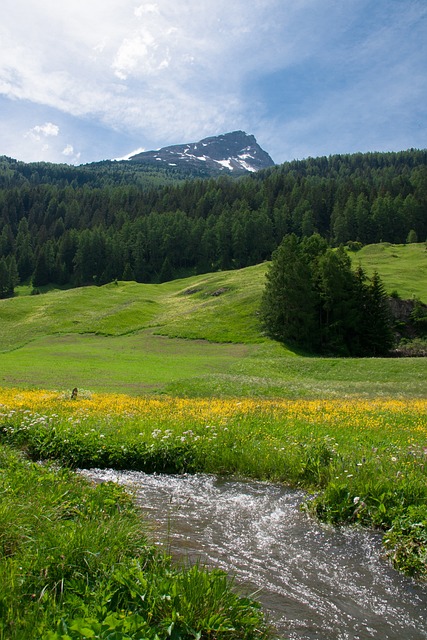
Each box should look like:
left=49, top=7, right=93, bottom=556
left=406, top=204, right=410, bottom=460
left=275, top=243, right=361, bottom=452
left=135, top=4, right=160, bottom=17
left=0, top=0, right=304, bottom=142
left=112, top=32, right=163, bottom=79
left=25, top=122, right=59, bottom=141
left=0, top=0, right=425, bottom=164
left=62, top=144, right=81, bottom=163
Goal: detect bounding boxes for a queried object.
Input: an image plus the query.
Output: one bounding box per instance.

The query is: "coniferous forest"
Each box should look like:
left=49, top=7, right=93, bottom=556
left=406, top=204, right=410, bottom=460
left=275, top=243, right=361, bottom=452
left=0, top=148, right=426, bottom=297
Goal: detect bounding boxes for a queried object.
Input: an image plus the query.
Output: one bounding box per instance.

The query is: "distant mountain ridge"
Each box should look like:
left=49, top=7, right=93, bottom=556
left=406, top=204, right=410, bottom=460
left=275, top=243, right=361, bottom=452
left=128, top=130, right=275, bottom=175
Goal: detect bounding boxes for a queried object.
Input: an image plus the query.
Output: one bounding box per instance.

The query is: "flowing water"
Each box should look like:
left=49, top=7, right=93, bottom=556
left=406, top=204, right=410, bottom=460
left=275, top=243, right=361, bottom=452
left=81, top=469, right=427, bottom=640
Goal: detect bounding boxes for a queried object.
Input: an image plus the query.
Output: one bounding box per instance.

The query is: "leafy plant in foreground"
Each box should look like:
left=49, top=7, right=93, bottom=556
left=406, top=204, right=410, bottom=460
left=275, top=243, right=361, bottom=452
left=0, top=445, right=270, bottom=639
left=383, top=506, right=427, bottom=578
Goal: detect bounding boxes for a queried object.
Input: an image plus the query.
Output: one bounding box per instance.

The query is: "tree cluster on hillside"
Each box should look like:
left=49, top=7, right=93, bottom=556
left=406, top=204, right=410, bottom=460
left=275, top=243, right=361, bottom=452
left=0, top=149, right=426, bottom=297
left=261, top=234, right=395, bottom=356
left=0, top=156, right=207, bottom=189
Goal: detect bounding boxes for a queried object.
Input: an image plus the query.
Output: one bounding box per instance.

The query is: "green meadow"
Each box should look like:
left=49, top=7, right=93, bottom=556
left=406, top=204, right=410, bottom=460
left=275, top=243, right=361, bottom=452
left=347, top=241, right=427, bottom=300
left=0, top=243, right=426, bottom=638
left=1, top=243, right=426, bottom=398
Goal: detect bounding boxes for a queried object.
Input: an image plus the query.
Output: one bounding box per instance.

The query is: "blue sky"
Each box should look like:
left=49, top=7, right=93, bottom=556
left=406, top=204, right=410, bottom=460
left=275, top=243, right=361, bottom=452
left=0, top=0, right=426, bottom=165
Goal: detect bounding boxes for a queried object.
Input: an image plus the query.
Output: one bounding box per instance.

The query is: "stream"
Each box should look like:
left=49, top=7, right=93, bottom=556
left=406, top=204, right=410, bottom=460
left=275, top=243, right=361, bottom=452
left=80, top=469, right=427, bottom=640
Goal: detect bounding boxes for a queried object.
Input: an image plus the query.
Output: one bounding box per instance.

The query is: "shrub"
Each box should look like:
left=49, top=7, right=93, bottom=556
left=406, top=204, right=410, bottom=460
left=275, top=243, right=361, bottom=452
left=383, top=506, right=427, bottom=578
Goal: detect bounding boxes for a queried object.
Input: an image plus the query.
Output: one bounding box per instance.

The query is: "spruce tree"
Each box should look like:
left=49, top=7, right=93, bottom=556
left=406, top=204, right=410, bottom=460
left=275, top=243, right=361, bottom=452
left=364, top=271, right=394, bottom=355
left=261, top=234, right=317, bottom=349
left=315, top=247, right=357, bottom=355
left=7, top=255, right=19, bottom=294
left=0, top=257, right=11, bottom=298
left=15, top=218, right=34, bottom=281
left=351, top=265, right=372, bottom=355
left=32, top=248, right=50, bottom=287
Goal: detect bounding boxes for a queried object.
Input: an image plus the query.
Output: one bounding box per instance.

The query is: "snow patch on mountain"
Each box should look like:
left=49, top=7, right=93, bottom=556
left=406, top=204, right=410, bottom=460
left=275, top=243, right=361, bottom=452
left=127, top=131, right=274, bottom=175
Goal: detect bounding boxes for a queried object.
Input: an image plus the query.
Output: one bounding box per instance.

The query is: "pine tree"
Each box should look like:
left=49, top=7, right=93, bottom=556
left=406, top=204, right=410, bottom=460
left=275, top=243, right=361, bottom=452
left=364, top=271, right=394, bottom=355
left=15, top=218, right=34, bottom=281
left=32, top=247, right=50, bottom=287
left=350, top=265, right=371, bottom=355
left=0, top=256, right=11, bottom=298
left=7, top=255, right=19, bottom=293
left=315, top=247, right=357, bottom=354
left=261, top=234, right=317, bottom=349
left=122, top=262, right=135, bottom=281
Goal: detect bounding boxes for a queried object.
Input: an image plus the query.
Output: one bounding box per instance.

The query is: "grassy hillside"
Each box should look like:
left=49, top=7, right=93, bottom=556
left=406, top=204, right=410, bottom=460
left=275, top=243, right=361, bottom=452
left=5, top=263, right=267, bottom=350
left=1, top=245, right=426, bottom=398
left=347, top=242, right=427, bottom=300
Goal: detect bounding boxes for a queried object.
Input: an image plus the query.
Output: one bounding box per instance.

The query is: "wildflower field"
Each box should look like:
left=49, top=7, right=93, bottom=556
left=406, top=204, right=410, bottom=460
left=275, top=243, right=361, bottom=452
left=1, top=388, right=426, bottom=578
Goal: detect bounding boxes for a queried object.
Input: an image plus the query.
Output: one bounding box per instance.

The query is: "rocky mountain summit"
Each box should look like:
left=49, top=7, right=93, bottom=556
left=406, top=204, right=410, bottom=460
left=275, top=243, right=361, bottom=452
left=128, top=131, right=275, bottom=175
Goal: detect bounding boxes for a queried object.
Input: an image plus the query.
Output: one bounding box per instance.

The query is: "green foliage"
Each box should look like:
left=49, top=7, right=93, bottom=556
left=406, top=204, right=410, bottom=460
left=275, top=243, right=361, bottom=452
left=0, top=255, right=18, bottom=298
left=346, top=241, right=363, bottom=252
left=261, top=234, right=394, bottom=356
left=260, top=234, right=317, bottom=349
left=395, top=337, right=427, bottom=357
left=407, top=229, right=418, bottom=243
left=383, top=506, right=427, bottom=578
left=0, top=149, right=426, bottom=290
left=0, top=256, right=11, bottom=298
left=364, top=271, right=395, bottom=354
left=44, top=562, right=267, bottom=640
left=411, top=298, right=427, bottom=334
left=0, top=444, right=270, bottom=639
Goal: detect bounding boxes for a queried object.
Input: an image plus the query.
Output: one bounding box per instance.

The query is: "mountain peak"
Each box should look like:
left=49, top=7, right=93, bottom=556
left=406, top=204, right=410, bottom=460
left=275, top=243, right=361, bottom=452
left=128, top=131, right=274, bottom=175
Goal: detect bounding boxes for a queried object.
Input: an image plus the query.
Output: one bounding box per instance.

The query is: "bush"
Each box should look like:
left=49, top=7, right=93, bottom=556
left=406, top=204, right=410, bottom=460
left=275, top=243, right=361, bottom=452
left=383, top=506, right=427, bottom=578
left=346, top=241, right=363, bottom=252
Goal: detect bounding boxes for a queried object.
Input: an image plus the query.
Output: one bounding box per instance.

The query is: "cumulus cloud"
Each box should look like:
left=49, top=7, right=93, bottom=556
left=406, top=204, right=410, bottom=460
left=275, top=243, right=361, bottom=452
left=25, top=122, right=60, bottom=141
left=61, top=144, right=81, bottom=163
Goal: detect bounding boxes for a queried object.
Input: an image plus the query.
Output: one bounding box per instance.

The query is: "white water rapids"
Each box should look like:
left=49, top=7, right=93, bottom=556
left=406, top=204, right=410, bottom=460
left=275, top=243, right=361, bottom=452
left=80, top=470, right=427, bottom=640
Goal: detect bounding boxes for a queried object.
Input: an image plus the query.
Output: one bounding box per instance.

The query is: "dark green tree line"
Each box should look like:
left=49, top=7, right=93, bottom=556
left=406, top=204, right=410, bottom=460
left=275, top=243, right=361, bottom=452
left=0, top=149, right=426, bottom=290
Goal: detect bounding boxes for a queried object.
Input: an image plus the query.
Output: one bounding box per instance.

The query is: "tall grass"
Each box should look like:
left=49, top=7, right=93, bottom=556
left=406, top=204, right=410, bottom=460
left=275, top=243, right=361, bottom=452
left=0, top=444, right=270, bottom=640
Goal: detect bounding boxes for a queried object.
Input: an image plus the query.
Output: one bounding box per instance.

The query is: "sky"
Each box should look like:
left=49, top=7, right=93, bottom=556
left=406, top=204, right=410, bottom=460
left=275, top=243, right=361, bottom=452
left=0, top=0, right=426, bottom=166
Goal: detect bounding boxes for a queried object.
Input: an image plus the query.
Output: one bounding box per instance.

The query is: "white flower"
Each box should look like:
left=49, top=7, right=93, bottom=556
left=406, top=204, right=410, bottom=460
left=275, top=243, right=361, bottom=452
left=353, top=496, right=360, bottom=504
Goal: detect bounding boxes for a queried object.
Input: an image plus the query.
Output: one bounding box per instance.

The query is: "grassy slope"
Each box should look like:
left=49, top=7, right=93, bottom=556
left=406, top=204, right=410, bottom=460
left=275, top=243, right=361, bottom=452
left=347, top=241, right=427, bottom=300
left=1, top=244, right=426, bottom=398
